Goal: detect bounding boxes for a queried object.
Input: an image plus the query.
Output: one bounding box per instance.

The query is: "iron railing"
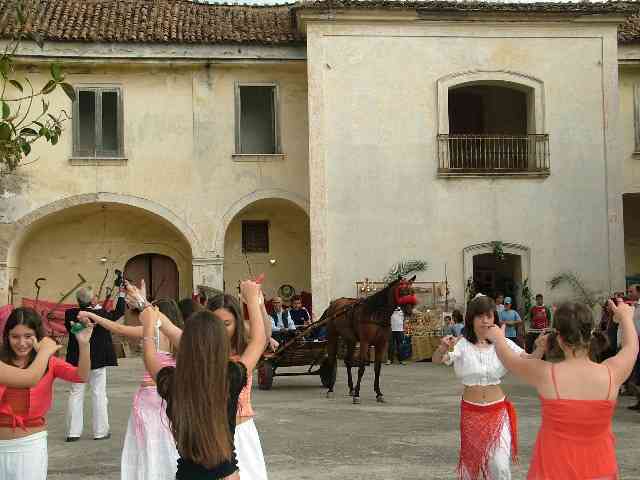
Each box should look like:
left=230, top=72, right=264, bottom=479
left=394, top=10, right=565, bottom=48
left=437, top=134, right=550, bottom=175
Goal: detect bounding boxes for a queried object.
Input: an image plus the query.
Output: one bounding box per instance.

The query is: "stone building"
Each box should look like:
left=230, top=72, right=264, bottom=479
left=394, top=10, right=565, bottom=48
left=1, top=0, right=640, bottom=312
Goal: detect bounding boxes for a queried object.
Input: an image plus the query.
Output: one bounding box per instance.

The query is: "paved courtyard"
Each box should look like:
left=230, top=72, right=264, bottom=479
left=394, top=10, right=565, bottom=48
left=47, top=358, right=640, bottom=480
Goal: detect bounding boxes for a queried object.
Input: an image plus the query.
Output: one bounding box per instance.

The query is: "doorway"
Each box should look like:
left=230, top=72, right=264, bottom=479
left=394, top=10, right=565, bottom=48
left=472, top=253, right=522, bottom=306
left=125, top=254, right=179, bottom=300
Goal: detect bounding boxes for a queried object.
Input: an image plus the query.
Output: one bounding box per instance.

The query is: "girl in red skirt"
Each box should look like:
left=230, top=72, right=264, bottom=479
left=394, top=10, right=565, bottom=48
left=433, top=295, right=546, bottom=479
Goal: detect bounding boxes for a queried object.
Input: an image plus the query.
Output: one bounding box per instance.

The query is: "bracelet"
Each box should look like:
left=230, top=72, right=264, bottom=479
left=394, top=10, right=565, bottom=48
left=142, top=336, right=157, bottom=343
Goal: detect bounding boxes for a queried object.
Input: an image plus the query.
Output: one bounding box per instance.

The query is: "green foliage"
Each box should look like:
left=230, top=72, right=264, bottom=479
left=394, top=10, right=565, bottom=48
left=491, top=241, right=505, bottom=261
left=1, top=0, right=74, bottom=176
left=384, top=260, right=428, bottom=284
left=548, top=272, right=604, bottom=309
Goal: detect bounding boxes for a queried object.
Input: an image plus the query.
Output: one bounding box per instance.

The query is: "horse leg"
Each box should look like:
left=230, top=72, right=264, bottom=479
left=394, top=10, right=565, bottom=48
left=353, top=341, right=369, bottom=405
left=326, top=332, right=338, bottom=399
left=346, top=341, right=356, bottom=396
left=374, top=343, right=387, bottom=403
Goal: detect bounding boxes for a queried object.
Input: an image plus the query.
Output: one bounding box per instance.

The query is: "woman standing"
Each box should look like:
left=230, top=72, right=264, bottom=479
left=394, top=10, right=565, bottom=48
left=134, top=278, right=266, bottom=480
left=432, top=295, right=545, bottom=480
left=488, top=300, right=638, bottom=480
left=0, top=308, right=93, bottom=480
left=78, top=293, right=182, bottom=480
left=206, top=293, right=272, bottom=480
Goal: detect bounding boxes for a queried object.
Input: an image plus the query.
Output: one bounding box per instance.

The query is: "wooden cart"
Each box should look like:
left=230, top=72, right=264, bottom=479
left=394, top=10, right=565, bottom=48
left=257, top=334, right=336, bottom=391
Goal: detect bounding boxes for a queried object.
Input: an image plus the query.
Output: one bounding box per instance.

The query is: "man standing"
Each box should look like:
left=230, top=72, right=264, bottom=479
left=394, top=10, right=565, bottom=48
left=499, top=297, right=523, bottom=347
left=526, top=294, right=552, bottom=353
left=387, top=307, right=406, bottom=365
left=64, top=284, right=125, bottom=441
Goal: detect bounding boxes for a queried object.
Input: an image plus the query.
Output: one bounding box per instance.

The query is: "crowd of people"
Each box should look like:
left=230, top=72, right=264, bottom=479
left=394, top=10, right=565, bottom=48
left=0, top=277, right=637, bottom=480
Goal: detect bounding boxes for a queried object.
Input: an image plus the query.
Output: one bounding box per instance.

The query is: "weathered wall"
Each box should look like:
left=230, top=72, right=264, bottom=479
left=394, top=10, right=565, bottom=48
left=306, top=19, right=624, bottom=309
left=1, top=60, right=310, bottom=302
left=12, top=203, right=193, bottom=303
left=223, top=198, right=310, bottom=299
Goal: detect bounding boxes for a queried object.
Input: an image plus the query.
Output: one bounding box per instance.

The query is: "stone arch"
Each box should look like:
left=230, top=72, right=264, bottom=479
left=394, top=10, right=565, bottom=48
left=436, top=70, right=546, bottom=135
left=214, top=188, right=309, bottom=255
left=9, top=193, right=203, bottom=260
left=462, top=242, right=531, bottom=305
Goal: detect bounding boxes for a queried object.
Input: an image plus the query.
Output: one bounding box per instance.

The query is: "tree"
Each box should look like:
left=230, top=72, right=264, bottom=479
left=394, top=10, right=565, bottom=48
left=1, top=0, right=75, bottom=176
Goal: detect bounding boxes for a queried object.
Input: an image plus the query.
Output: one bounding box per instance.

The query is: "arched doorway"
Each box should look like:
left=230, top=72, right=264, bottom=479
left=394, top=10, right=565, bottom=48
left=125, top=254, right=179, bottom=301
left=10, top=202, right=192, bottom=304
left=472, top=253, right=522, bottom=305
left=223, top=198, right=311, bottom=306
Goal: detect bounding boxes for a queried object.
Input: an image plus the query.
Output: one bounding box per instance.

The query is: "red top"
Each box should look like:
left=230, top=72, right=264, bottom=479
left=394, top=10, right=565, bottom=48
left=0, top=357, right=84, bottom=431
left=528, top=364, right=618, bottom=480
left=530, top=306, right=550, bottom=330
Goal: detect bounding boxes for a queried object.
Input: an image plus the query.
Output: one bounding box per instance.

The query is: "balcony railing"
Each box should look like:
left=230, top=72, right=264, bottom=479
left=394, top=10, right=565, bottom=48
left=437, top=134, right=550, bottom=176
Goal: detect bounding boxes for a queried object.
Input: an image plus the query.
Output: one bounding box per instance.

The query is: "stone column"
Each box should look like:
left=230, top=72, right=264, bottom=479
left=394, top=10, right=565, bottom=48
left=0, top=260, right=8, bottom=305
left=192, top=255, right=224, bottom=293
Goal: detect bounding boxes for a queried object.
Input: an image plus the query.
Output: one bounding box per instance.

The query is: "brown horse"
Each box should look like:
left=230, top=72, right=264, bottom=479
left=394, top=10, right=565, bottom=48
left=322, top=276, right=417, bottom=404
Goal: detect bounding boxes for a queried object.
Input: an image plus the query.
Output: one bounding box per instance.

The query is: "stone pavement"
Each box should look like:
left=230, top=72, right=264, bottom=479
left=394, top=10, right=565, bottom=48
left=47, top=358, right=640, bottom=480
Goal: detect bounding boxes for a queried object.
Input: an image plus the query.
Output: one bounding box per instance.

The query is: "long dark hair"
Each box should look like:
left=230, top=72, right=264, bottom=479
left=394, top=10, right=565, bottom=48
left=550, top=302, right=608, bottom=361
left=463, top=296, right=499, bottom=344
left=153, top=298, right=184, bottom=330
left=1, top=307, right=46, bottom=366
left=171, top=310, right=232, bottom=467
left=207, top=294, right=247, bottom=355
left=177, top=298, right=203, bottom=322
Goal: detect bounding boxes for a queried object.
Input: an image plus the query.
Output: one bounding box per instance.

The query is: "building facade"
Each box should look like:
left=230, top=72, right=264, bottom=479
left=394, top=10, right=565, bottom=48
left=1, top=0, right=640, bottom=312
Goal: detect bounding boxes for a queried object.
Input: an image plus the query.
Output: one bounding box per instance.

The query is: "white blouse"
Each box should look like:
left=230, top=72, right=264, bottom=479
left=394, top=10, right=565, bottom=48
left=443, top=337, right=524, bottom=386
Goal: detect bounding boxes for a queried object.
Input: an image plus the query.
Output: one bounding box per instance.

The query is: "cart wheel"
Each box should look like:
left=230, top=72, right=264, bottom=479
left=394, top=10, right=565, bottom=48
left=258, top=361, right=274, bottom=390
left=319, top=357, right=336, bottom=388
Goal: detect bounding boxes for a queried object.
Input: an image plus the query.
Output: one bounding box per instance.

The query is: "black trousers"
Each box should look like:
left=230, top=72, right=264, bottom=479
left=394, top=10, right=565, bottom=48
left=388, top=331, right=405, bottom=362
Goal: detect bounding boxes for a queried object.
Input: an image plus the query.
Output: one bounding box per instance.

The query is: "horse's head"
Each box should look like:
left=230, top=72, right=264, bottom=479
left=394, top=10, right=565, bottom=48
left=393, top=275, right=417, bottom=316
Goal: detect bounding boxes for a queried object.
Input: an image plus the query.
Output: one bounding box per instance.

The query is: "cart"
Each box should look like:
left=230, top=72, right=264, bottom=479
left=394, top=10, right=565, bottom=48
left=257, top=336, right=335, bottom=390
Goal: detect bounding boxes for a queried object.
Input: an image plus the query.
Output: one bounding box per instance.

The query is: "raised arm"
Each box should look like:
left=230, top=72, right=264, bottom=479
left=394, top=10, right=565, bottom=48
left=238, top=280, right=267, bottom=372
left=487, top=323, right=548, bottom=387
left=0, top=338, right=61, bottom=387
left=604, top=300, right=639, bottom=386
left=72, top=322, right=94, bottom=381
left=77, top=310, right=143, bottom=339
left=140, top=306, right=162, bottom=381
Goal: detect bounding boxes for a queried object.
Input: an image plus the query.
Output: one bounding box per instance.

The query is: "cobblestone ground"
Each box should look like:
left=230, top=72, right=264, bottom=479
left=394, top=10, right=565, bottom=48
left=47, top=358, right=639, bottom=479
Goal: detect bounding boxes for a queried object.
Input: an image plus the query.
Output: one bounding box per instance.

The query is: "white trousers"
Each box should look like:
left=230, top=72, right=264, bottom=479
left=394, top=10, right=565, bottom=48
left=0, top=431, right=48, bottom=480
left=66, top=367, right=110, bottom=438
left=235, top=419, right=268, bottom=480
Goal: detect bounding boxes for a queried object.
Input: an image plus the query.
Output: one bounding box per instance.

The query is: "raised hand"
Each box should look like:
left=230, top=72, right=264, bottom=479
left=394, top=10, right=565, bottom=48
left=609, top=298, right=634, bottom=324
left=240, top=278, right=264, bottom=305
left=439, top=335, right=458, bottom=351
left=486, top=323, right=506, bottom=343
left=73, top=322, right=94, bottom=345
left=77, top=311, right=98, bottom=326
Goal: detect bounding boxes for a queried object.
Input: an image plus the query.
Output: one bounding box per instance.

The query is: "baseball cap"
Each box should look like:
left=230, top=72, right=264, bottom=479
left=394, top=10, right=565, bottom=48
left=504, top=297, right=512, bottom=304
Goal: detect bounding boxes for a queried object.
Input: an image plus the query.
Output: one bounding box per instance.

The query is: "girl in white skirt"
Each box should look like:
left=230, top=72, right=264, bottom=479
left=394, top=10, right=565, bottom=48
left=207, top=292, right=272, bottom=480
left=0, top=308, right=93, bottom=480
left=78, top=292, right=183, bottom=480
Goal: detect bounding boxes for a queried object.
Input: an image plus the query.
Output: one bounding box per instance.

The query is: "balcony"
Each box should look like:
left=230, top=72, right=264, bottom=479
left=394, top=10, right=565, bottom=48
left=437, top=134, right=550, bottom=178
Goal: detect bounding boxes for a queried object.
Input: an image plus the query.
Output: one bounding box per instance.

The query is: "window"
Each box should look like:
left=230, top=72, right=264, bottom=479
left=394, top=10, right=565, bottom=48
left=436, top=71, right=548, bottom=177
left=235, top=83, right=279, bottom=154
left=73, top=87, right=123, bottom=158
left=242, top=221, right=269, bottom=253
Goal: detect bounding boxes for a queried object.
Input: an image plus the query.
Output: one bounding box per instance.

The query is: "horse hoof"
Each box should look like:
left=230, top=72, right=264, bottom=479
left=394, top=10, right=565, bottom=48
left=353, top=397, right=361, bottom=404
left=326, top=391, right=334, bottom=399
left=376, top=395, right=386, bottom=403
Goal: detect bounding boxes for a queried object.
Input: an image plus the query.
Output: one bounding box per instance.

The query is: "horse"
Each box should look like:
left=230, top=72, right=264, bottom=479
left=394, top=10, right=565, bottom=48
left=321, top=276, right=417, bottom=404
